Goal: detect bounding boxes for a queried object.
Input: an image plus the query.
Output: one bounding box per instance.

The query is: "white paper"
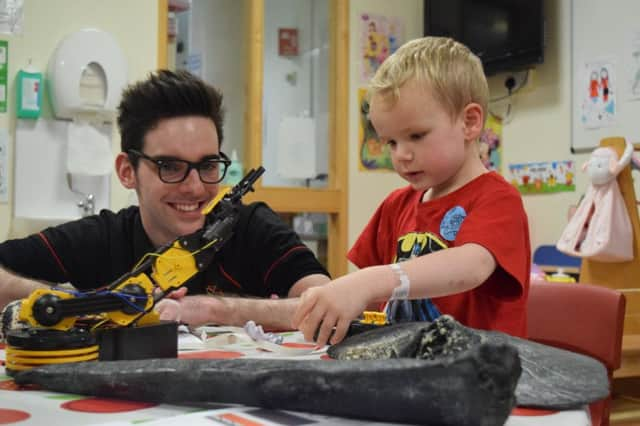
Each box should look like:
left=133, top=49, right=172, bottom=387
left=179, top=325, right=323, bottom=357
left=276, top=116, right=317, bottom=179
left=66, top=120, right=113, bottom=176
left=14, top=119, right=110, bottom=221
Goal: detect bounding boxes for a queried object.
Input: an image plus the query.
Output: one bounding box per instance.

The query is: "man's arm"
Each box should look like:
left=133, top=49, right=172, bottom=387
left=155, top=273, right=329, bottom=330
left=0, top=266, right=50, bottom=311
left=287, top=273, right=330, bottom=297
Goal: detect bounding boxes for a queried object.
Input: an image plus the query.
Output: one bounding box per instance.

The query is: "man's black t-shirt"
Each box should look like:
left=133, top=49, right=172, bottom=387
left=0, top=203, right=328, bottom=297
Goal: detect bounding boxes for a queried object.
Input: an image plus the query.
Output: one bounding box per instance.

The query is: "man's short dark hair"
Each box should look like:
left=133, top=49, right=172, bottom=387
left=117, top=70, right=225, bottom=166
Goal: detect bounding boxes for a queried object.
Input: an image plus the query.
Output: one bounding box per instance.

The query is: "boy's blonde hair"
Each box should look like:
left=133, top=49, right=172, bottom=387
left=369, top=36, right=489, bottom=121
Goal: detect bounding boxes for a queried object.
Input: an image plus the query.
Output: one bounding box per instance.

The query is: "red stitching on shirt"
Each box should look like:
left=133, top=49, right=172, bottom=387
left=263, top=245, right=307, bottom=285
left=37, top=232, right=69, bottom=279
left=217, top=263, right=242, bottom=289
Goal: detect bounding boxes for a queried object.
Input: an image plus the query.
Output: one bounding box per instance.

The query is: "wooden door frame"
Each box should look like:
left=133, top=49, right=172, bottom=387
left=158, top=0, right=349, bottom=278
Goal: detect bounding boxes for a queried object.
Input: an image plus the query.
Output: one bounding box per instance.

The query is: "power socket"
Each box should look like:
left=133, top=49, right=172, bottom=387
left=505, top=76, right=516, bottom=93
left=504, top=69, right=536, bottom=95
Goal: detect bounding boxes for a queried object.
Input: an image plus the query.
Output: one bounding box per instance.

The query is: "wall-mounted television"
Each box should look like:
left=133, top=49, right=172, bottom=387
left=424, top=0, right=544, bottom=76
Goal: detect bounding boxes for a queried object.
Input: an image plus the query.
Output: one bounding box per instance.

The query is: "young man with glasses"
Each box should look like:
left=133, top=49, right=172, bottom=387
left=0, top=70, right=329, bottom=330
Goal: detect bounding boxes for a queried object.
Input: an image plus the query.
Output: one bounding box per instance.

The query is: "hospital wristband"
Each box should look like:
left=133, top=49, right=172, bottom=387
left=389, top=263, right=410, bottom=300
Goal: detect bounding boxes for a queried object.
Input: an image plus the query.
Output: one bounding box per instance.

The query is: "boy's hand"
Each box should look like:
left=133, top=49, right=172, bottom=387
left=292, top=275, right=371, bottom=347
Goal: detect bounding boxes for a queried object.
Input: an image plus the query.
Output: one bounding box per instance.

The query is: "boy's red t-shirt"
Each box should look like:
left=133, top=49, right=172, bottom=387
left=349, top=172, right=531, bottom=337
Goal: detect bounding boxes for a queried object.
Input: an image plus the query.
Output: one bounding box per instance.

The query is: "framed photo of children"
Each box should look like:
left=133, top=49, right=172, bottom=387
left=358, top=88, right=393, bottom=171
left=508, top=160, right=576, bottom=194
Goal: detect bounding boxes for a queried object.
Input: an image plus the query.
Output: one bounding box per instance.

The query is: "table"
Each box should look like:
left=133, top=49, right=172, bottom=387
left=0, top=327, right=591, bottom=426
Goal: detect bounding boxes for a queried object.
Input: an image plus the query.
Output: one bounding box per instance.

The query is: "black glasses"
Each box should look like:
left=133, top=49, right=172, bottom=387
left=128, top=149, right=231, bottom=184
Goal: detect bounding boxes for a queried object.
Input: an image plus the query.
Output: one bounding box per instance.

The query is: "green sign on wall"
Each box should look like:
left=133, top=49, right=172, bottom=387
left=0, top=40, right=7, bottom=113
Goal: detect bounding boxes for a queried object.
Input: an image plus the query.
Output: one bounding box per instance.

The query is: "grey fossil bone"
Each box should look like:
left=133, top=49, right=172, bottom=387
left=14, top=316, right=521, bottom=426
left=328, top=315, right=609, bottom=410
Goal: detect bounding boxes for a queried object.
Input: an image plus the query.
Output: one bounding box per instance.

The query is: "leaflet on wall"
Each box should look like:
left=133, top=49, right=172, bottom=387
left=276, top=115, right=317, bottom=179
left=0, top=40, right=6, bottom=113
left=359, top=13, right=404, bottom=84
left=580, top=58, right=617, bottom=128
left=508, top=160, right=576, bottom=195
left=0, top=0, right=23, bottom=35
left=0, top=128, right=7, bottom=202
left=185, top=53, right=202, bottom=78
left=624, top=31, right=640, bottom=100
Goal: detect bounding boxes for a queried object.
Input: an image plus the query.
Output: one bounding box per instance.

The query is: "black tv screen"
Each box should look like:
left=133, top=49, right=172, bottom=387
left=424, top=0, right=544, bottom=76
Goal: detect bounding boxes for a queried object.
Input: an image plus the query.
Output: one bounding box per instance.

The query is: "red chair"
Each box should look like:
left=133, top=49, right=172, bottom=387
left=527, top=282, right=626, bottom=426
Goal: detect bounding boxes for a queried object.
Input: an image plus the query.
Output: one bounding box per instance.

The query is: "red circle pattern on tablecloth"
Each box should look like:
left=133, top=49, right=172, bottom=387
left=61, top=398, right=156, bottom=413
left=0, top=408, right=30, bottom=423
left=511, top=407, right=559, bottom=416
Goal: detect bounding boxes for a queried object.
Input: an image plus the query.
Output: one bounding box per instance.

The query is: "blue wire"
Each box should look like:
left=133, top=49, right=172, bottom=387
left=47, top=287, right=148, bottom=316
left=108, top=291, right=148, bottom=313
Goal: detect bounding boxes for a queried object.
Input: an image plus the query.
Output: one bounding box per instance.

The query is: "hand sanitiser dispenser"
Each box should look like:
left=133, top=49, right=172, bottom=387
left=16, top=61, right=42, bottom=119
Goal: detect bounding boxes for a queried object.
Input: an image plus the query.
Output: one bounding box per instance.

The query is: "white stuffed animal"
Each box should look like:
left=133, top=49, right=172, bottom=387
left=557, top=139, right=634, bottom=262
left=584, top=140, right=633, bottom=185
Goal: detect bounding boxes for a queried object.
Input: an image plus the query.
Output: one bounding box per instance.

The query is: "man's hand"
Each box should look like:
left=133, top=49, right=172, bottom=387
left=154, top=294, right=229, bottom=326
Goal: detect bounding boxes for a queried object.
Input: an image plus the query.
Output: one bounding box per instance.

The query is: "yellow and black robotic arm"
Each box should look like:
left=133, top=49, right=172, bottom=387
left=5, top=167, right=264, bottom=373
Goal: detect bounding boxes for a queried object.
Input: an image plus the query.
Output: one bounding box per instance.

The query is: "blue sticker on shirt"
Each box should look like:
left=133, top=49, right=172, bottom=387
left=440, top=206, right=467, bottom=241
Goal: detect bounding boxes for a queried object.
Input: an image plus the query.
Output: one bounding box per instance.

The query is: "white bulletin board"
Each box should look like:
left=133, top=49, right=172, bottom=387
left=571, top=0, right=640, bottom=152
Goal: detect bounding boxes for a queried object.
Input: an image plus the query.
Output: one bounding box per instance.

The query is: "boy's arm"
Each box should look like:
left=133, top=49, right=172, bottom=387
left=0, top=266, right=50, bottom=311
left=387, top=243, right=496, bottom=299
left=293, top=243, right=495, bottom=345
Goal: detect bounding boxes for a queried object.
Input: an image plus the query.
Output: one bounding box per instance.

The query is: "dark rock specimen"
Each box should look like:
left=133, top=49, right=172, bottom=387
left=329, top=315, right=610, bottom=410
left=15, top=319, right=521, bottom=426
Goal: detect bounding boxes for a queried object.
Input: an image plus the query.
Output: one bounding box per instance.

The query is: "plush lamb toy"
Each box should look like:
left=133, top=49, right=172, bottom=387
left=557, top=139, right=634, bottom=262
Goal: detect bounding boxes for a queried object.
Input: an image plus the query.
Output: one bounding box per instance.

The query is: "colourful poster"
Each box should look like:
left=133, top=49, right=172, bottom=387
left=359, top=13, right=403, bottom=84
left=479, top=114, right=502, bottom=172
left=358, top=88, right=393, bottom=171
left=508, top=160, right=576, bottom=195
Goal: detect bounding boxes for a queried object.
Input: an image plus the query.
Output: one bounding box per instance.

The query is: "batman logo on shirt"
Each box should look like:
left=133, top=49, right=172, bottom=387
left=394, top=231, right=448, bottom=263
